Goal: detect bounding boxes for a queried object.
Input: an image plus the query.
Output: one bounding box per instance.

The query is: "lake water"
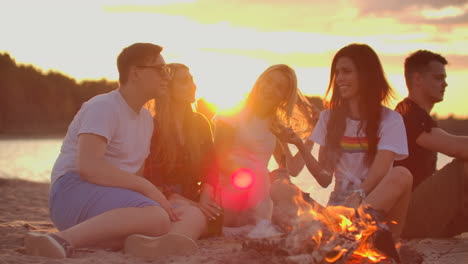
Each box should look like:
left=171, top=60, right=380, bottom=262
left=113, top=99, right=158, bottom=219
left=0, top=138, right=454, bottom=206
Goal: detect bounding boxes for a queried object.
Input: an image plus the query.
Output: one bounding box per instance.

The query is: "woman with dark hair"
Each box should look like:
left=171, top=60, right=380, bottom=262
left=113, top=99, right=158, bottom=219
left=214, top=64, right=315, bottom=228
left=144, top=63, right=221, bottom=239
left=287, top=44, right=413, bottom=239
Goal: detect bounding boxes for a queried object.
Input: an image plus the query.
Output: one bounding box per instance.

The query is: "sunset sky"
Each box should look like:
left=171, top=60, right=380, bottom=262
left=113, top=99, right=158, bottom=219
left=1, top=0, right=467, bottom=117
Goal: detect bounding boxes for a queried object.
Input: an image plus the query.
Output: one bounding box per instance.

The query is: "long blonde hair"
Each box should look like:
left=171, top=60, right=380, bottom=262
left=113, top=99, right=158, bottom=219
left=246, top=64, right=316, bottom=138
left=149, top=63, right=207, bottom=175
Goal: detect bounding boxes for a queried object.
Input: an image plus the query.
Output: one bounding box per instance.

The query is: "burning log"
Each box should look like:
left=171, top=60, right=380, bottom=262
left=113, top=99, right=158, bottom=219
left=242, top=234, right=290, bottom=256
left=243, top=177, right=401, bottom=264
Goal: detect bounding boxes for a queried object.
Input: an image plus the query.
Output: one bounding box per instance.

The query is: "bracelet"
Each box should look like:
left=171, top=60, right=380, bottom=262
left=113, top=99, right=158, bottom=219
left=353, top=189, right=366, bottom=200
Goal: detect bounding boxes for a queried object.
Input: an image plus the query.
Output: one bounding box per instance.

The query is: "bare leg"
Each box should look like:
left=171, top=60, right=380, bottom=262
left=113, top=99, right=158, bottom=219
left=385, top=185, right=413, bottom=239
left=220, top=184, right=251, bottom=227
left=167, top=200, right=207, bottom=240
left=463, top=160, right=468, bottom=182
left=56, top=206, right=171, bottom=249
left=365, top=166, right=413, bottom=239
left=463, top=160, right=468, bottom=219
left=402, top=159, right=466, bottom=238
left=220, top=168, right=273, bottom=226
left=251, top=197, right=273, bottom=224
left=247, top=170, right=272, bottom=224
left=119, top=200, right=204, bottom=258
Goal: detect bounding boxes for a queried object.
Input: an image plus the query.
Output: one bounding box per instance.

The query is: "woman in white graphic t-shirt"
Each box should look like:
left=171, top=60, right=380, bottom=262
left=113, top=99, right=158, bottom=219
left=286, top=44, right=413, bottom=240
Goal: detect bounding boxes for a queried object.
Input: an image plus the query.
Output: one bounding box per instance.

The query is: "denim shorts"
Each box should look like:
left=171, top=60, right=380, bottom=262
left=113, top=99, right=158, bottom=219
left=49, top=171, right=159, bottom=231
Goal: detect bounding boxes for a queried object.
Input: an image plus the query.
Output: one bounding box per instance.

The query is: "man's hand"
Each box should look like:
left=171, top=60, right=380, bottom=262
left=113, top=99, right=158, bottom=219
left=144, top=186, right=180, bottom=222
left=198, top=188, right=222, bottom=221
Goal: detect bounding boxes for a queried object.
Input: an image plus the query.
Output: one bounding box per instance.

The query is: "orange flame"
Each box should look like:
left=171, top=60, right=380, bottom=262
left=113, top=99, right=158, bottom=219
left=338, top=215, right=353, bottom=230
left=325, top=246, right=348, bottom=263
left=307, top=205, right=388, bottom=263
left=278, top=177, right=389, bottom=263
left=312, top=230, right=323, bottom=245
left=297, top=207, right=305, bottom=216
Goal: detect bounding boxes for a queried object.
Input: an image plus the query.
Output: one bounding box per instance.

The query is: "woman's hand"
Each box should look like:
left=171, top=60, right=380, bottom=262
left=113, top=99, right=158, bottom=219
left=270, top=168, right=290, bottom=182
left=343, top=190, right=364, bottom=209
left=198, top=187, right=223, bottom=221
left=271, top=124, right=303, bottom=146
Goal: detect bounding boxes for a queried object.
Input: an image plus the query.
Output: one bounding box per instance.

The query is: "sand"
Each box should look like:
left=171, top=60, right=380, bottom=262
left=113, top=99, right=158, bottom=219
left=1, top=177, right=467, bottom=264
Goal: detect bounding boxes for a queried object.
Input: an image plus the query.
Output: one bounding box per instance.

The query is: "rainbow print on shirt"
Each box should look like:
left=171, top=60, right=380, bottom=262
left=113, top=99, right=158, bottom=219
left=340, top=136, right=369, bottom=153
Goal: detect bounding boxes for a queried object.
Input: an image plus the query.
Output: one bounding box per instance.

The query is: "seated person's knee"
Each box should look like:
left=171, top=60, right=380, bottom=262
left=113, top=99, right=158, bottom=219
left=177, top=204, right=205, bottom=220
left=142, top=206, right=171, bottom=236
left=391, top=166, right=413, bottom=190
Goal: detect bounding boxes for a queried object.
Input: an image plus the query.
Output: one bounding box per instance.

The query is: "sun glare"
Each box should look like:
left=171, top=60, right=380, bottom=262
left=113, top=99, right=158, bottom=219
left=1, top=0, right=467, bottom=117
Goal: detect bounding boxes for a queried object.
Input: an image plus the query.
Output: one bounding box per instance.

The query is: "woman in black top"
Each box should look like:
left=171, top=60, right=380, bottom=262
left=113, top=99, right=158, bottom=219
left=144, top=63, right=221, bottom=238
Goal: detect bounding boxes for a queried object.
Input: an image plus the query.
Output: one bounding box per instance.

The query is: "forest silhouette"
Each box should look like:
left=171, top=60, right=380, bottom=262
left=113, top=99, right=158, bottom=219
left=0, top=53, right=117, bottom=136
left=0, top=52, right=466, bottom=137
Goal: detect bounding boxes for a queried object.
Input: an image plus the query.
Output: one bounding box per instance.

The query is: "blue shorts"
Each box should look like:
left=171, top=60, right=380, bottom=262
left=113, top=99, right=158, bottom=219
left=49, top=171, right=159, bottom=231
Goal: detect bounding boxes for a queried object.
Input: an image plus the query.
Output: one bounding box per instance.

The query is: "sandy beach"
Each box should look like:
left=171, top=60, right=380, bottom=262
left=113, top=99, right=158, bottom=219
left=1, top=177, right=467, bottom=264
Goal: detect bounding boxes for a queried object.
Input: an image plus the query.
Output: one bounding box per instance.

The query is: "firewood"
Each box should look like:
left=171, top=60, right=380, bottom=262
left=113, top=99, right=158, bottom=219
left=248, top=177, right=401, bottom=263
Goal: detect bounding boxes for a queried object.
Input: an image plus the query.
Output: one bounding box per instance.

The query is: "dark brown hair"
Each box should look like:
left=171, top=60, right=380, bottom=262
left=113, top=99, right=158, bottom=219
left=117, top=43, right=163, bottom=84
left=404, top=50, right=447, bottom=90
left=324, top=43, right=394, bottom=167
left=150, top=63, right=208, bottom=175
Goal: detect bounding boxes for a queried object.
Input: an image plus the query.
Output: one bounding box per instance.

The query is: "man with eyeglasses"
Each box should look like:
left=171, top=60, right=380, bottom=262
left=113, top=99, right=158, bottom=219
left=25, top=43, right=199, bottom=258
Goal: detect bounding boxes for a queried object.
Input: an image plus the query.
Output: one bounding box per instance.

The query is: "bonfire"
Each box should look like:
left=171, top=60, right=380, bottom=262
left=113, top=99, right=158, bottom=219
left=243, top=178, right=400, bottom=264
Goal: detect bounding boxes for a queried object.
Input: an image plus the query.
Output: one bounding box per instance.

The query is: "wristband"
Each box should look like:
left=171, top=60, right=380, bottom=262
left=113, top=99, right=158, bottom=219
left=353, top=188, right=366, bottom=200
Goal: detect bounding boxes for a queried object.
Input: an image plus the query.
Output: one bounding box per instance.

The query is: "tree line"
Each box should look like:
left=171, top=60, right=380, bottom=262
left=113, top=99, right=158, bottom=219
left=0, top=53, right=117, bottom=136
left=0, top=52, right=466, bottom=137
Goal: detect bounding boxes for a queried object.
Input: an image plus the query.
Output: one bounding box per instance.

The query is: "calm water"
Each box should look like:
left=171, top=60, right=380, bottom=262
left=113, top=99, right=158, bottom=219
left=0, top=138, right=453, bottom=206
left=0, top=138, right=62, bottom=182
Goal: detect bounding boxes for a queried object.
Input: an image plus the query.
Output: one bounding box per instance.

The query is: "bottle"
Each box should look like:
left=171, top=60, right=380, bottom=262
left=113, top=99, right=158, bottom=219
left=205, top=184, right=224, bottom=237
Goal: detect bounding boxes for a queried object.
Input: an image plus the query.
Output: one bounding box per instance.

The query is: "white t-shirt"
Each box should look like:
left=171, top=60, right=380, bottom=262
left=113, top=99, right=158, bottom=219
left=215, top=110, right=276, bottom=174
left=214, top=110, right=276, bottom=219
left=310, top=107, right=408, bottom=205
left=51, top=90, right=154, bottom=185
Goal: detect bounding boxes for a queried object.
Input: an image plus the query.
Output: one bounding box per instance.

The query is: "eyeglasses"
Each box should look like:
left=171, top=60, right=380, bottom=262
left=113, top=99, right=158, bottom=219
left=136, top=64, right=171, bottom=77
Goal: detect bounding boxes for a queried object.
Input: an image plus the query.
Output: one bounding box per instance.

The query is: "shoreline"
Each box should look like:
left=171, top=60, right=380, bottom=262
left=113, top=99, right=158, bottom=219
left=0, top=133, right=65, bottom=140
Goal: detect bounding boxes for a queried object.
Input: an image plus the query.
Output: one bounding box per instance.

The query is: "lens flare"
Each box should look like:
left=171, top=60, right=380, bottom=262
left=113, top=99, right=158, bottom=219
left=231, top=168, right=255, bottom=189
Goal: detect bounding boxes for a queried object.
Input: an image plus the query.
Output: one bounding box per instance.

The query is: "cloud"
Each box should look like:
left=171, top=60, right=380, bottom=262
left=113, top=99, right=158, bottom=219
left=408, top=10, right=468, bottom=24
left=356, top=0, right=468, bottom=25
left=356, top=0, right=467, bottom=14
left=445, top=54, right=468, bottom=69
left=102, top=0, right=359, bottom=33
left=101, top=0, right=468, bottom=62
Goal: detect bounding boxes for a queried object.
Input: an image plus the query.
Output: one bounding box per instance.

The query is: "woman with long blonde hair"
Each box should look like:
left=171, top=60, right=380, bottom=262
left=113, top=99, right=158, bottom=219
left=214, top=64, right=315, bottom=228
